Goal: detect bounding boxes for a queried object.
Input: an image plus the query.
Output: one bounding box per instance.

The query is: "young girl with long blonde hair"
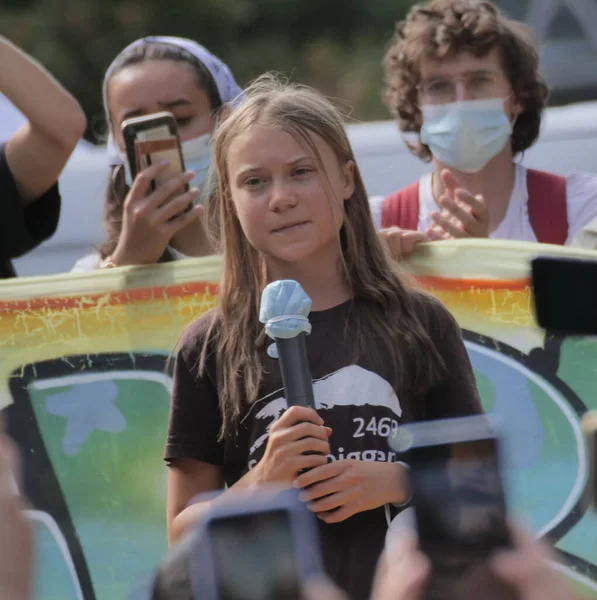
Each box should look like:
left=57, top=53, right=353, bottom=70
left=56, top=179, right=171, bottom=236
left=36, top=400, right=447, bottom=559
left=165, top=75, right=483, bottom=599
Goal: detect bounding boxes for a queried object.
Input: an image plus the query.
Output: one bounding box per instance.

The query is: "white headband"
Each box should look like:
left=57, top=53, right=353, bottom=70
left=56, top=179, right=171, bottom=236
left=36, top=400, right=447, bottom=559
left=104, top=36, right=243, bottom=166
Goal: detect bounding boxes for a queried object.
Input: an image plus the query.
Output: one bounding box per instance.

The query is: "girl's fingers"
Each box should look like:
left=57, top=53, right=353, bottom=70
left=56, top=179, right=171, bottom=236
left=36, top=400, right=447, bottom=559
left=290, top=436, right=330, bottom=457
left=276, top=406, right=324, bottom=428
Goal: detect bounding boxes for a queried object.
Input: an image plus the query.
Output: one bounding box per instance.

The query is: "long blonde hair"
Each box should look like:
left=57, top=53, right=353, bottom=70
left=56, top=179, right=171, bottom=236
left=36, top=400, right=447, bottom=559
left=200, top=75, right=445, bottom=435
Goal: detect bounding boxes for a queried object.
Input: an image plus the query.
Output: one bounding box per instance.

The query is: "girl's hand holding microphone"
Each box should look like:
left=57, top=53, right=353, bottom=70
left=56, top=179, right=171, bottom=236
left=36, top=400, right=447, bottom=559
left=252, top=406, right=332, bottom=485
left=110, top=161, right=202, bottom=266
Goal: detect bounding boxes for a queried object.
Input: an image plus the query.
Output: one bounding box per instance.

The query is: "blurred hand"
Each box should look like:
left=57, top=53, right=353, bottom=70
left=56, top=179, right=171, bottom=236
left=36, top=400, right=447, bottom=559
left=379, top=227, right=429, bottom=259
left=253, top=406, right=331, bottom=486
left=302, top=576, right=348, bottom=600
left=371, top=533, right=429, bottom=600
left=293, top=460, right=409, bottom=523
left=111, top=162, right=202, bottom=266
left=426, top=169, right=490, bottom=240
left=491, top=525, right=581, bottom=600
left=0, top=435, right=33, bottom=600
left=377, top=523, right=581, bottom=600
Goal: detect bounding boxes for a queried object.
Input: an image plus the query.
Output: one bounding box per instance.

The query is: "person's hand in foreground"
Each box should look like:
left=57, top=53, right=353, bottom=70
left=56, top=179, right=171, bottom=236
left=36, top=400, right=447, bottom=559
left=0, top=434, right=33, bottom=600
left=372, top=525, right=582, bottom=600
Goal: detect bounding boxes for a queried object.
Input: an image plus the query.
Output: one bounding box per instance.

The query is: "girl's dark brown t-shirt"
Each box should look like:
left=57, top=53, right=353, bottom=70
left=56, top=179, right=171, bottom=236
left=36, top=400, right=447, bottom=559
left=165, top=294, right=483, bottom=600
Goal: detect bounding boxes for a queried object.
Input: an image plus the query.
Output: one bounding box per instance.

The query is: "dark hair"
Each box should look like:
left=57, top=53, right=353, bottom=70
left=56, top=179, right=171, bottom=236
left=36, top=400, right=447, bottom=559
left=383, top=0, right=549, bottom=161
left=99, top=41, right=223, bottom=260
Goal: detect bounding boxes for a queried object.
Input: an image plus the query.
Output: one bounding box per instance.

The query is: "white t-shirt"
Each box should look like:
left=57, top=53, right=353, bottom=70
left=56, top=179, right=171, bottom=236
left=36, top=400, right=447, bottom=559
left=369, top=165, right=597, bottom=246
left=70, top=247, right=190, bottom=272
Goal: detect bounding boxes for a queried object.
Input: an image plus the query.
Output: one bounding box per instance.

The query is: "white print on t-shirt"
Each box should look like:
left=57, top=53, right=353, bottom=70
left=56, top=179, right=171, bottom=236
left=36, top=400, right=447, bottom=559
left=245, top=365, right=402, bottom=461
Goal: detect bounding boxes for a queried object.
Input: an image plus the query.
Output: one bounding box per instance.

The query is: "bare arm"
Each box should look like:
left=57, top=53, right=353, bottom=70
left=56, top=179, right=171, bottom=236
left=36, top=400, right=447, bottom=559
left=1, top=36, right=87, bottom=203
left=167, top=406, right=331, bottom=545
left=167, top=458, right=270, bottom=546
left=0, top=436, right=33, bottom=600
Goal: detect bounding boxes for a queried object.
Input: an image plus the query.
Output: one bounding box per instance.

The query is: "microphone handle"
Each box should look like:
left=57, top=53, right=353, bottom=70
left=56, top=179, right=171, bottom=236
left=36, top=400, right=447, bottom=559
left=275, top=334, right=319, bottom=476
left=275, top=333, right=315, bottom=408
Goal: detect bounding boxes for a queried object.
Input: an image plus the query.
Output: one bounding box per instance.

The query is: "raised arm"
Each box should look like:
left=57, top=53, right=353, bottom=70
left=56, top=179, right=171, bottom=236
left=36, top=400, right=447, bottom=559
left=1, top=36, right=87, bottom=203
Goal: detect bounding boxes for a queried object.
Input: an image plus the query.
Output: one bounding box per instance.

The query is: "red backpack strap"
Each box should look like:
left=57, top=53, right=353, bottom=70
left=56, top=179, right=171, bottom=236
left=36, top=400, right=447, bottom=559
left=381, top=182, right=420, bottom=230
left=527, top=169, right=568, bottom=245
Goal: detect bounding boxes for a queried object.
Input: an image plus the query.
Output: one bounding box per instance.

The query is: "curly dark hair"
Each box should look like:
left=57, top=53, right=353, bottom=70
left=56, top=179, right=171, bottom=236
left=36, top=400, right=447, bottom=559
left=99, top=41, right=223, bottom=261
left=383, top=0, right=549, bottom=162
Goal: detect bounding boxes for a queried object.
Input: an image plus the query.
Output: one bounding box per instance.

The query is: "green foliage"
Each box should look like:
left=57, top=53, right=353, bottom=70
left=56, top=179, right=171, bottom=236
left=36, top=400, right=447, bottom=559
left=0, top=0, right=416, bottom=142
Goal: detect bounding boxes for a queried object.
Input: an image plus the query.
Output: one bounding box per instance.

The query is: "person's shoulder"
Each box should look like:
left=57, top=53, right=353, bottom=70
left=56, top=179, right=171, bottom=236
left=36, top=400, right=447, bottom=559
left=177, top=307, right=222, bottom=363
left=566, top=171, right=597, bottom=194
left=563, top=172, right=597, bottom=240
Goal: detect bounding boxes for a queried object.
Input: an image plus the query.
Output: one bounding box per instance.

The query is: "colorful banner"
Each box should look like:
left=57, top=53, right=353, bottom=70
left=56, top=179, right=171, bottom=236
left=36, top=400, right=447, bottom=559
left=0, top=242, right=596, bottom=599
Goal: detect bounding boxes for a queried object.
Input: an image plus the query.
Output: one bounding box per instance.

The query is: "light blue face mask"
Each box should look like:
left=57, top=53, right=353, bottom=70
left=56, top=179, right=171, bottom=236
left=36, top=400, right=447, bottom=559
left=119, top=132, right=213, bottom=201
left=420, top=98, right=513, bottom=173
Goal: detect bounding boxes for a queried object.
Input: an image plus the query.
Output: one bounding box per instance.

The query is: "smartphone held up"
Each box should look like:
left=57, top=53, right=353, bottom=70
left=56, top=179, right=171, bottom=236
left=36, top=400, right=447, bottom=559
left=390, top=415, right=517, bottom=600
left=187, top=488, right=324, bottom=600
left=121, top=111, right=188, bottom=192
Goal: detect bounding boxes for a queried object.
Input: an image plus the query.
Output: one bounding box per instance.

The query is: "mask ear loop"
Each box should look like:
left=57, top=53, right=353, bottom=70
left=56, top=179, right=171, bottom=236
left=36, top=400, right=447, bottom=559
left=504, top=92, right=525, bottom=165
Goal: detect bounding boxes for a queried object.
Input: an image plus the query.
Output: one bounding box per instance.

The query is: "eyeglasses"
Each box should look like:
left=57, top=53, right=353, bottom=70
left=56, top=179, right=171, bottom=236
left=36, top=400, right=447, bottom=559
left=418, top=70, right=508, bottom=105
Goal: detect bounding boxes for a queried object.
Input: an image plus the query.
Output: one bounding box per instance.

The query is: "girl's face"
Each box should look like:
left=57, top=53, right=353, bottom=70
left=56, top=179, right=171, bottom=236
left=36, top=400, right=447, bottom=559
left=108, top=59, right=214, bottom=150
left=226, top=124, right=354, bottom=270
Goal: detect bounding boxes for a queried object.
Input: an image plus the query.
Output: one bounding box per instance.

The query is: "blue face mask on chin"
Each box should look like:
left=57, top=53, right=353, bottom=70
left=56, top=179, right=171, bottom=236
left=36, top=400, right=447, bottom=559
left=420, top=98, right=513, bottom=173
left=119, top=132, right=213, bottom=202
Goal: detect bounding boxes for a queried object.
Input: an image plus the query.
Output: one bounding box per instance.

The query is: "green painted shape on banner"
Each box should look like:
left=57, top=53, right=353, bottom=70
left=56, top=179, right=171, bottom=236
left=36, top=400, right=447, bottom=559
left=474, top=371, right=496, bottom=413
left=470, top=349, right=581, bottom=536
left=32, top=517, right=80, bottom=600
left=469, top=338, right=597, bottom=598
left=558, top=338, right=597, bottom=412
left=557, top=509, right=597, bottom=579
left=29, top=377, right=170, bottom=598
left=511, top=376, right=580, bottom=525
left=18, top=335, right=597, bottom=599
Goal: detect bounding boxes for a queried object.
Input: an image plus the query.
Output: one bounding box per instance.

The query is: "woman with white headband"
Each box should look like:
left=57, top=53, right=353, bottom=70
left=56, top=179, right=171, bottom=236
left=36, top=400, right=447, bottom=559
left=72, top=36, right=242, bottom=271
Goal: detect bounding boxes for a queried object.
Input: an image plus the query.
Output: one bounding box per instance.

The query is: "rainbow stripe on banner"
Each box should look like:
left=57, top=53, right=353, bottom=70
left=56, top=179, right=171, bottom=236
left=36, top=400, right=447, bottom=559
left=1, top=242, right=596, bottom=599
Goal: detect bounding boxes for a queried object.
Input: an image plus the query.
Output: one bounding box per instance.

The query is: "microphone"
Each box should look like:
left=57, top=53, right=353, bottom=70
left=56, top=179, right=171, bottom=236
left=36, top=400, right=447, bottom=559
left=259, top=280, right=315, bottom=408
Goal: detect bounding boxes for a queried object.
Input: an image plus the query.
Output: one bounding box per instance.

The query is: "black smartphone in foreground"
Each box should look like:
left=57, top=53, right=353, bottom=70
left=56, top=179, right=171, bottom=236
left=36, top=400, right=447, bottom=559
left=188, top=488, right=324, bottom=600
left=531, top=255, right=597, bottom=336
left=391, top=415, right=517, bottom=600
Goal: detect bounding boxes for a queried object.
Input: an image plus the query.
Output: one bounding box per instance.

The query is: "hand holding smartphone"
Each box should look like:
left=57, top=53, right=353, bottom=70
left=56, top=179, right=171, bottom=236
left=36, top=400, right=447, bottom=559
left=121, top=111, right=188, bottom=193
left=188, top=488, right=324, bottom=600
left=390, top=415, right=517, bottom=600
left=109, top=112, right=202, bottom=266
